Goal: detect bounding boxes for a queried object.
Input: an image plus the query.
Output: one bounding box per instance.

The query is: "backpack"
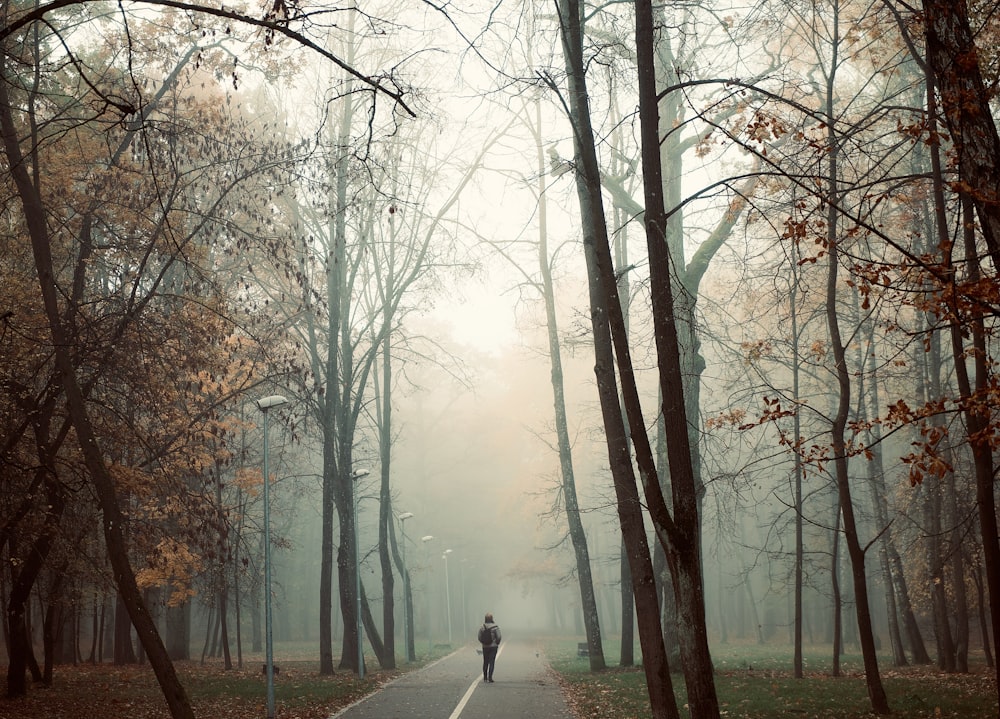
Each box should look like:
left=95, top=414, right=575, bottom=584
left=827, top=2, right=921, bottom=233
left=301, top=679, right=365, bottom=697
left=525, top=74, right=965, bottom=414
left=478, top=624, right=494, bottom=645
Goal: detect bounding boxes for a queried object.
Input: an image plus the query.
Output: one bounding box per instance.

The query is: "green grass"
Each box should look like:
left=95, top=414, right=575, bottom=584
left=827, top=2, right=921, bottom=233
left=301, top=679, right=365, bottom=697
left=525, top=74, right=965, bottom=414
left=180, top=661, right=366, bottom=704
left=545, top=638, right=998, bottom=718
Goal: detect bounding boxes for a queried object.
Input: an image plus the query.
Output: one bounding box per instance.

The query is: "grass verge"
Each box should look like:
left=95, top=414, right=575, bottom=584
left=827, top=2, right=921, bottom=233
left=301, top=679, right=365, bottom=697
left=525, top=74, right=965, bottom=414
left=0, top=645, right=453, bottom=719
left=545, top=638, right=997, bottom=718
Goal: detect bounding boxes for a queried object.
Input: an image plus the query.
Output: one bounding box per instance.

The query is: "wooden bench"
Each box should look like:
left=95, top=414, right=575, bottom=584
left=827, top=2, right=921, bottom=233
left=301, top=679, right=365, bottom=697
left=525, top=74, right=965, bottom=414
left=577, top=642, right=589, bottom=657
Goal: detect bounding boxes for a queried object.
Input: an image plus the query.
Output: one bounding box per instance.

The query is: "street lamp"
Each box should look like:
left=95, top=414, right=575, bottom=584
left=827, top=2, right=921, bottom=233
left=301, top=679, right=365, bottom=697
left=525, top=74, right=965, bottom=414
left=352, top=467, right=370, bottom=679
left=442, top=549, right=453, bottom=645
left=256, top=394, right=287, bottom=719
left=397, top=512, right=414, bottom=662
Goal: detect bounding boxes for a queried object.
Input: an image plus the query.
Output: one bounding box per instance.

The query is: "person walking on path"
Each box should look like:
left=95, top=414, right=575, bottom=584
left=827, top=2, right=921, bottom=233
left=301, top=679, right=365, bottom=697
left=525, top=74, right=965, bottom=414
left=478, top=612, right=501, bottom=682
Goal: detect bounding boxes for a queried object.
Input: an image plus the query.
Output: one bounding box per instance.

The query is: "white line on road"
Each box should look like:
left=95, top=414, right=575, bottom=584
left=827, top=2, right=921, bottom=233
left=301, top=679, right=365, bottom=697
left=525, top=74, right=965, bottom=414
left=447, top=645, right=505, bottom=719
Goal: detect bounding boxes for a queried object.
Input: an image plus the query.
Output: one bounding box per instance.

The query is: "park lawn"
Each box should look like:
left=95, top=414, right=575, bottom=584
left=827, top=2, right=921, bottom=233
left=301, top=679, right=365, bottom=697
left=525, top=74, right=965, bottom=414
left=0, top=643, right=459, bottom=719
left=3, top=641, right=995, bottom=718
left=0, top=660, right=381, bottom=719
left=547, top=639, right=998, bottom=718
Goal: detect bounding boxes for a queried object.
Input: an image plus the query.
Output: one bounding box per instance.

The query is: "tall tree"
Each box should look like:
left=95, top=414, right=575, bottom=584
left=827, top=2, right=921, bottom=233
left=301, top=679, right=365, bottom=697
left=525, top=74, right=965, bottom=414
left=631, top=1, right=720, bottom=715
left=558, top=0, right=680, bottom=719
left=916, top=0, right=1000, bottom=701
left=512, top=87, right=607, bottom=669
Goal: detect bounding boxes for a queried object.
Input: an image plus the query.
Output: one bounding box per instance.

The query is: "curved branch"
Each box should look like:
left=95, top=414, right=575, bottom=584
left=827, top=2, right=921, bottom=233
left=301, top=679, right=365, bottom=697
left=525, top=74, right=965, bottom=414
left=1, top=0, right=415, bottom=116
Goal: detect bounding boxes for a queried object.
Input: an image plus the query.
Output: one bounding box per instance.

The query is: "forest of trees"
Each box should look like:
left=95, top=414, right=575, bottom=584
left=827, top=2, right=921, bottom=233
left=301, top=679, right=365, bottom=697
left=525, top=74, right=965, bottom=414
left=3, top=1, right=1000, bottom=718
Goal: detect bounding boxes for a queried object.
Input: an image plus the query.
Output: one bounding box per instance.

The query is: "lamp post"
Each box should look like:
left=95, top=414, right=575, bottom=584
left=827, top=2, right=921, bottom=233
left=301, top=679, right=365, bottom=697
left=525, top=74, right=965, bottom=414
left=442, top=549, right=453, bottom=645
left=421, top=535, right=434, bottom=652
left=398, top=512, right=414, bottom=662
left=352, top=467, right=370, bottom=679
left=256, top=394, right=287, bottom=719
left=460, top=558, right=469, bottom=638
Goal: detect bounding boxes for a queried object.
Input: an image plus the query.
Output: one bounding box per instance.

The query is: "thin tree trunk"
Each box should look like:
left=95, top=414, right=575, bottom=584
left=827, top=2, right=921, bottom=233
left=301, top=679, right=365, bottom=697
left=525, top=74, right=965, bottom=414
left=634, top=2, right=719, bottom=715
left=860, top=322, right=907, bottom=667
left=377, top=332, right=397, bottom=670
left=320, top=23, right=356, bottom=676
left=5, top=469, right=64, bottom=697
left=831, top=496, right=842, bottom=678
left=531, top=94, right=605, bottom=670
left=201, top=604, right=216, bottom=663
left=553, top=0, right=677, bottom=715
left=619, top=539, right=634, bottom=666
left=944, top=471, right=969, bottom=672
left=824, top=125, right=890, bottom=716
left=947, top=194, right=999, bottom=690
left=790, top=261, right=804, bottom=678
left=972, top=564, right=994, bottom=668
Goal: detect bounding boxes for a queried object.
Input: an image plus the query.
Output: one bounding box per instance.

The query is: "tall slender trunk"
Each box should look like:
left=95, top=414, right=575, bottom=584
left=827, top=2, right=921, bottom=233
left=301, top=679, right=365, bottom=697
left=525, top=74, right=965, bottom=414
left=554, top=0, right=676, bottom=715
left=377, top=232, right=397, bottom=669
left=607, top=62, right=636, bottom=671
left=327, top=73, right=357, bottom=679
left=634, top=1, right=718, bottom=715
left=530, top=92, right=605, bottom=670
left=948, top=195, right=998, bottom=686
left=944, top=468, right=969, bottom=672
left=831, top=496, right=842, bottom=677
left=822, top=58, right=888, bottom=708
left=923, top=3, right=1000, bottom=690
left=859, top=321, right=907, bottom=667
left=319, top=411, right=339, bottom=674
left=790, top=258, right=804, bottom=678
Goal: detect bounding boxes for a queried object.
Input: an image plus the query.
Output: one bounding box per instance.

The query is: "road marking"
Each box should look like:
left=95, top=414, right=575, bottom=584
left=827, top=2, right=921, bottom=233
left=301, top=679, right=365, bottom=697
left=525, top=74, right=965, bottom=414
left=448, top=645, right=505, bottom=719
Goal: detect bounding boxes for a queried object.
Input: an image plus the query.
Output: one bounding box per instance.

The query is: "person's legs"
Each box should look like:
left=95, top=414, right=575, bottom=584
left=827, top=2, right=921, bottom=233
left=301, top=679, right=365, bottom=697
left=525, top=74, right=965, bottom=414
left=482, top=650, right=489, bottom=681
left=485, top=646, right=497, bottom=681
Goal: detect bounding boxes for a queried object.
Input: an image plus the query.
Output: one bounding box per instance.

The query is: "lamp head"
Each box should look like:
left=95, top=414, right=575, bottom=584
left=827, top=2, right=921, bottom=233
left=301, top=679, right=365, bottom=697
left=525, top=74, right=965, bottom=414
left=351, top=468, right=370, bottom=479
left=398, top=512, right=414, bottom=521
left=256, top=395, right=288, bottom=410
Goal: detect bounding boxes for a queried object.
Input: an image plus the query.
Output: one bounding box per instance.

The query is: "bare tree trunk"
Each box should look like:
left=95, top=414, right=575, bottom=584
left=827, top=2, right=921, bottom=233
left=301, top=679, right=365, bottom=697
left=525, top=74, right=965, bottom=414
left=823, top=85, right=889, bottom=710
left=320, top=417, right=340, bottom=674
left=531, top=96, right=606, bottom=670
left=925, top=327, right=955, bottom=671
left=859, top=321, right=907, bottom=667
left=553, top=0, right=677, bottom=715
left=634, top=2, right=719, bottom=715
left=947, top=194, right=998, bottom=690
left=944, top=470, right=969, bottom=672
left=165, top=596, right=190, bottom=661
left=921, top=3, right=1000, bottom=691
left=831, top=496, right=842, bottom=678
left=972, top=564, right=995, bottom=668
left=42, top=564, right=70, bottom=683
left=377, top=244, right=397, bottom=670
left=6, top=468, right=64, bottom=697
left=619, top=540, right=634, bottom=667
left=790, top=263, right=804, bottom=678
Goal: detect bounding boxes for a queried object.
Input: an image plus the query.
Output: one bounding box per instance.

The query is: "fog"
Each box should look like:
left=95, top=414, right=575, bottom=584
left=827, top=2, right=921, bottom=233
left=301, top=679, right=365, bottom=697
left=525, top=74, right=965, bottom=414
left=256, top=257, right=826, bottom=659
left=267, top=275, right=620, bottom=646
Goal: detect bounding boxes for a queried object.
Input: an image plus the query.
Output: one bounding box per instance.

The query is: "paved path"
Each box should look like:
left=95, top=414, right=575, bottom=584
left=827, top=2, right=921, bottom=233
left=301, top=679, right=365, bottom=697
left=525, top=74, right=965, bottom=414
left=331, top=640, right=576, bottom=719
